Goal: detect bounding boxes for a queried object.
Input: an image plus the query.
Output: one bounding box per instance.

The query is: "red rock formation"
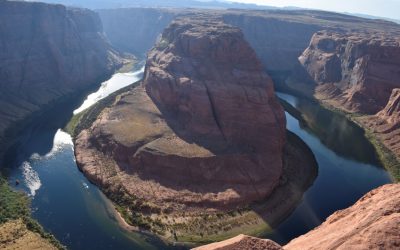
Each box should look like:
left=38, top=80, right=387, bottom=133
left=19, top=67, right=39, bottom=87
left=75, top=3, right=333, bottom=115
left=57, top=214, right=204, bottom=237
left=299, top=31, right=400, bottom=114
left=192, top=234, right=283, bottom=250
left=196, top=184, right=400, bottom=250
left=144, top=16, right=286, bottom=155
left=357, top=88, right=400, bottom=159
left=285, top=184, right=400, bottom=250
left=377, top=88, right=400, bottom=125
left=75, top=15, right=286, bottom=212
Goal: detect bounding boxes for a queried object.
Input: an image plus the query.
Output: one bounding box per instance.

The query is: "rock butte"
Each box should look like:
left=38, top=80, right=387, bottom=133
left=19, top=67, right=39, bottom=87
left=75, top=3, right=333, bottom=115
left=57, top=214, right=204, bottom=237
left=74, top=15, right=319, bottom=240
left=76, top=15, right=286, bottom=211
left=99, top=7, right=400, bottom=173
left=194, top=184, right=400, bottom=250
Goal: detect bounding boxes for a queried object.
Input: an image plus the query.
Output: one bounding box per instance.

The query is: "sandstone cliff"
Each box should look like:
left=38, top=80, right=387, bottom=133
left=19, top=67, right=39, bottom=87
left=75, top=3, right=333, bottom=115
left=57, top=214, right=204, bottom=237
left=74, top=15, right=317, bottom=241
left=285, top=184, right=400, bottom=250
left=77, top=15, right=286, bottom=212
left=0, top=0, right=122, bottom=159
left=300, top=31, right=400, bottom=114
left=98, top=8, right=400, bottom=78
left=357, top=88, right=400, bottom=165
left=193, top=234, right=282, bottom=250
left=194, top=184, right=400, bottom=250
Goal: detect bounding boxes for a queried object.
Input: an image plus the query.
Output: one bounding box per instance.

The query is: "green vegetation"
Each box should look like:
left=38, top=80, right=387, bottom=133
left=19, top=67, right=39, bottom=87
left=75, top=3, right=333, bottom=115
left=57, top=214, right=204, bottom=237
left=0, top=177, right=30, bottom=224
left=320, top=103, right=400, bottom=182
left=65, top=80, right=141, bottom=138
left=362, top=127, right=400, bottom=181
left=156, top=38, right=169, bottom=50
left=0, top=176, right=65, bottom=249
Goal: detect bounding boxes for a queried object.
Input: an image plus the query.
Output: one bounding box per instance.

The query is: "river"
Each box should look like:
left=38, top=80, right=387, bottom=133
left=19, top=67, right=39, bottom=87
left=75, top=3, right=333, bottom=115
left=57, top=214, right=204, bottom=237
left=4, top=72, right=392, bottom=249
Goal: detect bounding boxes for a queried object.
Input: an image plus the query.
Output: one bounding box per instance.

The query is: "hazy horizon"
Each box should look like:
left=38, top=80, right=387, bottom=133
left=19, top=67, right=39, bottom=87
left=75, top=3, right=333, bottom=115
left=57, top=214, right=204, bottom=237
left=225, top=0, right=400, bottom=20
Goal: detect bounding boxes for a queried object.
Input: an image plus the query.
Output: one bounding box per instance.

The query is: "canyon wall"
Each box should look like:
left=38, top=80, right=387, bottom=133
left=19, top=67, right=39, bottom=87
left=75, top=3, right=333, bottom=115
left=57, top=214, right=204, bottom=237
left=0, top=0, right=122, bottom=159
left=98, top=8, right=399, bottom=74
left=300, top=31, right=400, bottom=114
left=97, top=8, right=178, bottom=58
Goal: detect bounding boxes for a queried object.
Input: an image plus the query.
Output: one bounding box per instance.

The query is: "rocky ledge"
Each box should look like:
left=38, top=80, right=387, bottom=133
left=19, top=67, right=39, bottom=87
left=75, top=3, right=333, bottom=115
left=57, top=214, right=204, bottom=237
left=74, top=15, right=317, bottom=242
left=299, top=31, right=400, bottom=114
left=196, top=184, right=400, bottom=250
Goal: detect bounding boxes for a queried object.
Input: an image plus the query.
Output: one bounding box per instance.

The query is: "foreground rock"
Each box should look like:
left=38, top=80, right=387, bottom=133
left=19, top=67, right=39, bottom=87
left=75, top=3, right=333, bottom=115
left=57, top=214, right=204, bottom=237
left=195, top=184, right=400, bottom=250
left=285, top=184, right=400, bottom=250
left=75, top=15, right=317, bottom=242
left=193, top=234, right=282, bottom=250
left=0, top=0, right=122, bottom=159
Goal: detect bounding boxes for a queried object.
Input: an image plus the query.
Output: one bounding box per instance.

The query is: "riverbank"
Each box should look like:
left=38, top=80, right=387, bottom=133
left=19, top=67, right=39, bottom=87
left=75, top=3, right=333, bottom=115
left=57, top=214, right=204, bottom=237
left=317, top=100, right=400, bottom=182
left=276, top=84, right=400, bottom=182
left=69, top=80, right=318, bottom=245
left=0, top=60, right=136, bottom=249
left=0, top=176, right=64, bottom=249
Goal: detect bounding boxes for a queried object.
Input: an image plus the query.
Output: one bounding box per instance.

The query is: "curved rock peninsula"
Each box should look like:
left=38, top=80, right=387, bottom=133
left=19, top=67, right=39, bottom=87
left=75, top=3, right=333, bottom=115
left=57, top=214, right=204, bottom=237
left=74, top=15, right=317, bottom=242
left=0, top=0, right=122, bottom=159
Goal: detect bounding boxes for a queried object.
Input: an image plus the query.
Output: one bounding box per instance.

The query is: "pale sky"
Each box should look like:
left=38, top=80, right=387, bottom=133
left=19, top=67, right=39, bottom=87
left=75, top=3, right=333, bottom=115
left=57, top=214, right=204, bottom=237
left=228, top=0, right=400, bottom=20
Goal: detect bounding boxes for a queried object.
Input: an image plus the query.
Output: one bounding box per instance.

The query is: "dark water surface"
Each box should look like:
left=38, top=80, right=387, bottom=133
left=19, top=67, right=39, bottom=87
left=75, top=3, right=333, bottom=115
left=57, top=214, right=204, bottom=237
left=264, top=93, right=392, bottom=244
left=4, top=78, right=392, bottom=249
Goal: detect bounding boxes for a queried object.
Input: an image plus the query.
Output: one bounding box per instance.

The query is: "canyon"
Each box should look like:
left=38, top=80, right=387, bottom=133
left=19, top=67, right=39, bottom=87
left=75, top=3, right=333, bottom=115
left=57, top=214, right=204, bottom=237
left=0, top=0, right=122, bottom=160
left=0, top=1, right=398, bottom=249
left=98, top=7, right=400, bottom=177
left=74, top=14, right=317, bottom=242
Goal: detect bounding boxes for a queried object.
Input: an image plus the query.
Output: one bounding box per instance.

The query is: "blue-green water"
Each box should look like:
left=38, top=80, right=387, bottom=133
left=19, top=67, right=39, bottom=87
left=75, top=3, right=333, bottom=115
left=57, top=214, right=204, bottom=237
left=4, top=82, right=392, bottom=249
left=264, top=93, right=392, bottom=243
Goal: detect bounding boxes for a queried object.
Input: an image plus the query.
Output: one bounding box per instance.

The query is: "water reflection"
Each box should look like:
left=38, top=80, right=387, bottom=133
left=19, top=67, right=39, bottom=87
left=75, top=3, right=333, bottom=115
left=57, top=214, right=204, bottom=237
left=277, top=93, right=381, bottom=166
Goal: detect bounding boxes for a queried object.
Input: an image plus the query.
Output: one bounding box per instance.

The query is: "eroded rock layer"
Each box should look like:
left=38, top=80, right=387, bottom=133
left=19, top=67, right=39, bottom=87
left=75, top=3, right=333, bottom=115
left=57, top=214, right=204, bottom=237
left=76, top=15, right=286, bottom=212
left=193, top=234, right=283, bottom=250
left=0, top=0, right=122, bottom=158
left=285, top=184, right=400, bottom=250
left=357, top=88, right=400, bottom=161
left=300, top=31, right=400, bottom=114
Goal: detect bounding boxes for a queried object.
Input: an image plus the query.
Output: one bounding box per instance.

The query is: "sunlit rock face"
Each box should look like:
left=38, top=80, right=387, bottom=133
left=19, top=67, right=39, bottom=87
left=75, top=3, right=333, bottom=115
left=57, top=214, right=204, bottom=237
left=300, top=31, right=400, bottom=114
